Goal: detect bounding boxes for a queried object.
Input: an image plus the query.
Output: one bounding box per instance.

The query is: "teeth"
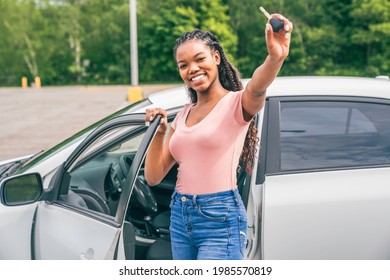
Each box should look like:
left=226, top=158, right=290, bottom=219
left=191, top=75, right=205, bottom=82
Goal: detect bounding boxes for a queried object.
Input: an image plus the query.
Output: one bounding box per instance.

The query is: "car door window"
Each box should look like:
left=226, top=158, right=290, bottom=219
left=74, top=126, right=142, bottom=163
left=59, top=118, right=176, bottom=220
left=279, top=101, right=390, bottom=171
left=60, top=124, right=147, bottom=217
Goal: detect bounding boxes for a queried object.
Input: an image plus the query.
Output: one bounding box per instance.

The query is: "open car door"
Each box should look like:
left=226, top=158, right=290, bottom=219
left=26, top=114, right=160, bottom=259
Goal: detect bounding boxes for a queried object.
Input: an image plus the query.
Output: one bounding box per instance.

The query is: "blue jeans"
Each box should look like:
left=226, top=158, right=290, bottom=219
left=169, top=189, right=247, bottom=260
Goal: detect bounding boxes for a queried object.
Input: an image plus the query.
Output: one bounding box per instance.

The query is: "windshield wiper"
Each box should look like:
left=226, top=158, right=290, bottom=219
left=0, top=150, right=44, bottom=180
left=0, top=161, right=24, bottom=179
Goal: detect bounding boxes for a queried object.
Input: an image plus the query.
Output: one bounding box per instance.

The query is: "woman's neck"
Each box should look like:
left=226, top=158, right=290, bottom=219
left=195, top=82, right=229, bottom=107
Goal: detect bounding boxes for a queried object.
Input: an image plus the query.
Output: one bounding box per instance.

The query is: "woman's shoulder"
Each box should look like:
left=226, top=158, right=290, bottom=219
left=182, top=103, right=193, bottom=113
left=225, top=89, right=245, bottom=102
left=232, top=89, right=245, bottom=96
left=175, top=103, right=193, bottom=119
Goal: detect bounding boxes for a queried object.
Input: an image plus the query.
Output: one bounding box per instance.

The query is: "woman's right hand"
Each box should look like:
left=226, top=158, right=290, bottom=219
left=144, top=107, right=175, bottom=186
left=145, top=108, right=168, bottom=134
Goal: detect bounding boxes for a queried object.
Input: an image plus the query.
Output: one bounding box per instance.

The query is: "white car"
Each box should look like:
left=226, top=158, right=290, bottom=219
left=1, top=76, right=390, bottom=260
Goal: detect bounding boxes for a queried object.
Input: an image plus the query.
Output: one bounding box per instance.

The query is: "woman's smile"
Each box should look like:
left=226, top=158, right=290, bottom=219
left=190, top=74, right=206, bottom=85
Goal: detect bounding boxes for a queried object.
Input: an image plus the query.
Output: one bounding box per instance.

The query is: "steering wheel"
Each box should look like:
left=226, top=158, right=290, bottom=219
left=118, top=155, right=158, bottom=215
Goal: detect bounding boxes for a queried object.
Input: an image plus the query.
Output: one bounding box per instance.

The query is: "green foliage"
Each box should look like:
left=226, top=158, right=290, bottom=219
left=350, top=0, right=390, bottom=75
left=137, top=0, right=236, bottom=83
left=0, top=0, right=388, bottom=86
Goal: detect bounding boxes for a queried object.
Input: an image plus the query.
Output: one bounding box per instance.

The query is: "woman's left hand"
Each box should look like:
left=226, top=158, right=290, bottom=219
left=265, top=14, right=293, bottom=60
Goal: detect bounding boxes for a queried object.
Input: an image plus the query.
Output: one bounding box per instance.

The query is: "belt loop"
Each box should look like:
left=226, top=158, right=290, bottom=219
left=234, top=189, right=240, bottom=205
left=192, top=195, right=197, bottom=204
left=171, top=189, right=177, bottom=201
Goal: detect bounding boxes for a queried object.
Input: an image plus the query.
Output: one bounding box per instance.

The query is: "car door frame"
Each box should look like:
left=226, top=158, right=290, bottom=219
left=31, top=113, right=162, bottom=259
left=260, top=95, right=390, bottom=259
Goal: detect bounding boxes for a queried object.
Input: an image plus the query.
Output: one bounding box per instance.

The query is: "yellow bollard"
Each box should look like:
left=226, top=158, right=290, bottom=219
left=21, top=77, right=28, bottom=89
left=127, top=86, right=143, bottom=102
left=34, top=76, right=41, bottom=88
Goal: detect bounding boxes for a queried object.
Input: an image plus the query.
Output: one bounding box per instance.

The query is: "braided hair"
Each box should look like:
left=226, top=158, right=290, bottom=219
left=173, top=29, right=259, bottom=174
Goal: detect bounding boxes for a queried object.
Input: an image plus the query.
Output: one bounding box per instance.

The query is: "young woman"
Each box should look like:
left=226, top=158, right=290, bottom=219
left=145, top=14, right=293, bottom=260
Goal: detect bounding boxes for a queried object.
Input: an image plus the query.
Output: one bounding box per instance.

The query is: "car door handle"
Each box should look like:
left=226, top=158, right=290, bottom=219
left=80, top=248, right=95, bottom=260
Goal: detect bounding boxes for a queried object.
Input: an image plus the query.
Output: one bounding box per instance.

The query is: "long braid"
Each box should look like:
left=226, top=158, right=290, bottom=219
left=173, top=29, right=259, bottom=174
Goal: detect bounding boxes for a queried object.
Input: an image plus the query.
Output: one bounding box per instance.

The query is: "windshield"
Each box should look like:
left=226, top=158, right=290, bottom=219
left=16, top=98, right=152, bottom=175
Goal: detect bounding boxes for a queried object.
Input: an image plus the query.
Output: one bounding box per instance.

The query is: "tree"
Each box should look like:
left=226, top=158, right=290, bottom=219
left=80, top=0, right=131, bottom=84
left=0, top=0, right=386, bottom=86
left=0, top=0, right=40, bottom=85
left=137, top=0, right=237, bottom=83
left=350, top=0, right=390, bottom=75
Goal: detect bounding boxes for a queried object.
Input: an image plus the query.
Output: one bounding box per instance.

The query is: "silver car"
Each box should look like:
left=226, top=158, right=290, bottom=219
left=1, top=76, right=390, bottom=260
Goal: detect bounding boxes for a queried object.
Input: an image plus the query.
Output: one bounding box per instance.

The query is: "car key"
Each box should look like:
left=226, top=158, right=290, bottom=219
left=259, top=6, right=284, bottom=32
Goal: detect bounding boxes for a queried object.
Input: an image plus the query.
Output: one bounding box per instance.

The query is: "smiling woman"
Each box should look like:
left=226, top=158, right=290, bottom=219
left=144, top=11, right=293, bottom=260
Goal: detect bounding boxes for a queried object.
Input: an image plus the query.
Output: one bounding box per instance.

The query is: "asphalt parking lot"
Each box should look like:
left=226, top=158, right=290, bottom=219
left=0, top=84, right=177, bottom=161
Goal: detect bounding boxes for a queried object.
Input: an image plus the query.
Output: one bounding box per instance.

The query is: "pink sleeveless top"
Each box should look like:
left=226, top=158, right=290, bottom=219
left=169, top=90, right=251, bottom=195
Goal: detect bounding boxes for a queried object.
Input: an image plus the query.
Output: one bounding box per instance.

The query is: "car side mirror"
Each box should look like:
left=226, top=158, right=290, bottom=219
left=0, top=173, right=43, bottom=206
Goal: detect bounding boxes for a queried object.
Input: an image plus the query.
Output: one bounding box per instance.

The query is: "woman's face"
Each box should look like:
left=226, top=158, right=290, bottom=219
left=175, top=39, right=220, bottom=93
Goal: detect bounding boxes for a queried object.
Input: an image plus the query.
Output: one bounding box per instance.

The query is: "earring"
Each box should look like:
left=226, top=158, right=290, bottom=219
left=185, top=85, right=190, bottom=91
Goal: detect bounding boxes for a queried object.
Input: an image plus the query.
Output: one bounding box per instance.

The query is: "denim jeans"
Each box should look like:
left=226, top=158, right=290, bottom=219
left=169, top=189, right=247, bottom=260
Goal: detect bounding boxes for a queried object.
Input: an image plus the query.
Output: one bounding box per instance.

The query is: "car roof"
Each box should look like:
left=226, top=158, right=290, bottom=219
left=147, top=85, right=190, bottom=110
left=146, top=76, right=390, bottom=110
left=264, top=76, right=390, bottom=99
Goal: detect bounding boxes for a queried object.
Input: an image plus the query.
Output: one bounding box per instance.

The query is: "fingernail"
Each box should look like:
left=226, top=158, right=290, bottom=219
left=285, top=24, right=290, bottom=31
left=145, top=121, right=150, bottom=127
left=266, top=24, right=271, bottom=31
left=285, top=32, right=291, bottom=39
left=149, top=116, right=153, bottom=121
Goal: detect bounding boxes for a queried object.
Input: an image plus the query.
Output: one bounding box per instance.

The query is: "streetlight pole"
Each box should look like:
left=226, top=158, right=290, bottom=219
left=128, top=0, right=143, bottom=102
left=130, top=0, right=138, bottom=86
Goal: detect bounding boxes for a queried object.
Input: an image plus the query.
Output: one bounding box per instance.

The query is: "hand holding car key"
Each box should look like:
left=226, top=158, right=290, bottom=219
left=259, top=6, right=292, bottom=42
left=259, top=6, right=284, bottom=32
